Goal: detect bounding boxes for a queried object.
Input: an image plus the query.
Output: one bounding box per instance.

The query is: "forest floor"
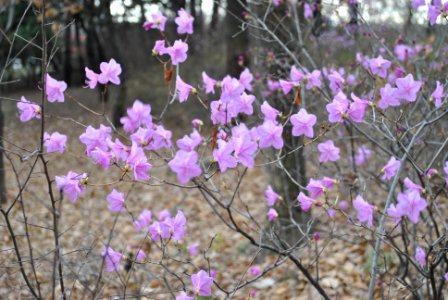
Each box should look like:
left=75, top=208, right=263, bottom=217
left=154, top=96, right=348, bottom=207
left=0, top=82, right=402, bottom=300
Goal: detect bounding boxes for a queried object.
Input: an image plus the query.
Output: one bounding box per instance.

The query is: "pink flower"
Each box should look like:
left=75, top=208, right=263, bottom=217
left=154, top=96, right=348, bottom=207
left=176, top=291, right=194, bottom=300
left=148, top=221, right=168, bottom=241
left=297, top=192, right=314, bottom=212
left=120, top=99, right=152, bottom=133
left=143, top=11, right=167, bottom=31
left=279, top=80, right=295, bottom=95
left=188, top=242, right=200, bottom=257
left=192, top=119, right=203, bottom=128
left=257, top=120, right=284, bottom=150
left=55, top=171, right=86, bottom=203
left=176, top=76, right=194, bottom=103
left=168, top=150, right=202, bottom=184
left=386, top=204, right=402, bottom=224
left=167, top=40, right=188, bottom=65
left=44, top=131, right=67, bottom=154
left=85, top=67, right=99, bottom=89
left=369, top=55, right=391, bottom=78
left=305, top=70, right=321, bottom=89
left=322, top=176, right=336, bottom=190
left=158, top=209, right=171, bottom=221
left=291, top=108, right=317, bottom=138
left=106, top=189, right=125, bottom=213
left=148, top=125, right=172, bottom=150
left=17, top=96, right=41, bottom=122
left=90, top=147, right=112, bottom=169
left=428, top=0, right=448, bottom=25
left=98, top=59, right=122, bottom=85
left=267, top=208, right=278, bottom=222
left=306, top=178, right=325, bottom=198
left=355, top=145, right=372, bottom=166
left=394, top=44, right=414, bottom=61
left=248, top=265, right=261, bottom=277
left=126, top=144, right=152, bottom=181
left=175, top=8, right=194, bottom=35
left=412, top=0, right=425, bottom=9
left=220, top=76, right=244, bottom=103
left=135, top=249, right=146, bottom=262
left=234, top=92, right=255, bottom=116
left=191, top=270, right=213, bottom=296
left=202, top=72, right=217, bottom=94
left=348, top=93, right=369, bottom=122
left=177, top=130, right=202, bottom=152
left=161, top=210, right=187, bottom=241
left=328, top=70, right=345, bottom=93
left=415, top=247, right=426, bottom=266
left=133, top=209, right=152, bottom=232
left=304, top=3, right=313, bottom=19
left=101, top=246, right=122, bottom=272
left=431, top=81, right=444, bottom=107
left=46, top=74, right=67, bottom=103
left=404, top=177, right=423, bottom=194
left=265, top=185, right=279, bottom=207
left=213, top=140, right=237, bottom=172
left=261, top=101, right=280, bottom=122
left=79, top=124, right=112, bottom=156
left=290, top=66, right=304, bottom=82
left=396, top=191, right=427, bottom=224
left=395, top=74, right=421, bottom=103
left=317, top=140, right=340, bottom=163
left=153, top=40, right=168, bottom=55
left=239, top=68, right=254, bottom=91
left=378, top=84, right=399, bottom=110
left=381, top=156, right=400, bottom=180
left=326, top=91, right=350, bottom=123
left=352, top=195, right=374, bottom=227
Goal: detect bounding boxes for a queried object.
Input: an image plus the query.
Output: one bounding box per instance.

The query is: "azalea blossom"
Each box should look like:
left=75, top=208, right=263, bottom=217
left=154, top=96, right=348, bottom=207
left=257, top=120, right=284, bottom=150
left=55, top=171, right=87, bottom=203
left=191, top=270, right=213, bottom=296
left=202, top=72, right=217, bottom=94
left=176, top=291, right=194, bottom=300
left=396, top=191, right=427, bottom=224
left=17, top=96, right=41, bottom=122
left=394, top=74, right=421, bottom=103
left=168, top=150, right=202, bottom=184
left=290, top=108, right=317, bottom=138
left=167, top=40, right=188, bottom=65
left=106, top=189, right=125, bottom=212
left=265, top=185, right=279, bottom=206
left=317, top=140, right=340, bottom=163
left=98, top=59, right=122, bottom=85
left=133, top=209, right=152, bottom=232
left=46, top=74, right=67, bottom=103
left=175, top=8, right=194, bottom=35
left=267, top=208, right=278, bottom=222
left=44, top=132, right=67, bottom=154
left=326, top=91, right=350, bottom=123
left=431, top=81, right=444, bottom=107
left=378, top=84, right=400, bottom=110
left=85, top=67, right=99, bottom=89
left=161, top=210, right=187, bottom=241
left=381, top=156, right=400, bottom=180
left=297, top=192, right=314, bottom=212
left=415, top=247, right=426, bottom=266
left=176, top=76, right=194, bottom=103
left=306, top=178, right=325, bottom=198
left=143, top=11, right=167, bottom=31
left=101, top=246, right=122, bottom=272
left=126, top=143, right=152, bottom=181
left=352, top=195, right=374, bottom=227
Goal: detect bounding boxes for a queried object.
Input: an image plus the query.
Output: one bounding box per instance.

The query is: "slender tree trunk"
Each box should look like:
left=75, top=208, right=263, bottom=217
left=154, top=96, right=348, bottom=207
left=63, top=12, right=72, bottom=85
left=225, top=0, right=248, bottom=77
left=211, top=0, right=220, bottom=30
left=0, top=95, right=6, bottom=205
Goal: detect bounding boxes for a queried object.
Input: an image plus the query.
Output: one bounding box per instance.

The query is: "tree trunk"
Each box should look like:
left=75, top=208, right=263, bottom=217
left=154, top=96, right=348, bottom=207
left=225, top=0, right=248, bottom=77
left=210, top=0, right=220, bottom=30
left=63, top=12, right=72, bottom=85
left=0, top=96, right=6, bottom=205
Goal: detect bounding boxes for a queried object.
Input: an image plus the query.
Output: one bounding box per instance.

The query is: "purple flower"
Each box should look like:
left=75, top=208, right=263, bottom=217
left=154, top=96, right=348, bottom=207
left=120, top=99, right=152, bottom=133
left=188, top=242, right=200, bottom=257
left=167, top=40, right=188, bottom=65
left=396, top=191, right=427, bottom=224
left=17, top=96, right=41, bottom=122
left=158, top=209, right=171, bottom=221
left=107, top=189, right=125, bottom=213
left=133, top=209, right=152, bottom=232
left=176, top=291, right=194, bottom=300
left=261, top=101, right=280, bottom=122
left=98, top=59, right=122, bottom=85
left=395, top=44, right=414, bottom=61
left=126, top=143, right=152, bottom=181
left=175, top=8, right=194, bottom=35
left=378, top=84, right=400, bottom=110
left=85, top=67, right=99, bottom=89
left=415, top=247, right=426, bottom=266
left=306, top=178, right=325, bottom=198
left=297, top=192, right=314, bottom=212
left=353, top=195, right=374, bottom=227
left=213, top=140, right=237, bottom=172
left=267, top=208, right=278, bottom=222
left=143, top=11, right=167, bottom=31
left=168, top=150, right=202, bottom=184
left=369, top=55, right=391, bottom=78
left=46, top=74, right=67, bottom=103
left=305, top=70, right=322, bottom=89
left=79, top=124, right=112, bottom=156
left=161, top=210, right=187, bottom=241
left=412, top=0, right=425, bottom=9
left=234, top=92, right=255, bottom=116
left=291, top=108, right=317, bottom=138
left=90, top=147, right=112, bottom=169
left=239, top=68, right=253, bottom=91
left=257, top=120, right=284, bottom=150
left=355, top=145, right=372, bottom=166
left=148, top=221, right=169, bottom=241
left=265, top=185, right=279, bottom=207
left=395, top=74, right=421, bottom=103
left=279, top=80, right=295, bottom=95
left=304, top=3, right=313, bottom=19
left=428, top=0, right=448, bottom=26
left=202, top=72, right=217, bottom=94
left=348, top=93, right=369, bottom=122
left=290, top=65, right=304, bottom=83
left=431, top=81, right=444, bottom=107
left=248, top=265, right=261, bottom=277
left=386, top=203, right=402, bottom=224
left=326, top=91, right=350, bottom=123
left=220, top=76, right=244, bottom=103
left=382, top=156, right=400, bottom=180
left=148, top=125, right=172, bottom=150
left=317, top=140, right=340, bottom=163
left=101, top=246, right=122, bottom=272
left=153, top=40, right=168, bottom=55
left=135, top=249, right=146, bottom=262
left=191, top=270, right=213, bottom=296
left=177, top=130, right=202, bottom=152
left=328, top=70, right=345, bottom=93
left=44, top=132, right=67, bottom=154
left=176, top=76, right=194, bottom=103
left=55, top=171, right=87, bottom=203
left=404, top=177, right=423, bottom=194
